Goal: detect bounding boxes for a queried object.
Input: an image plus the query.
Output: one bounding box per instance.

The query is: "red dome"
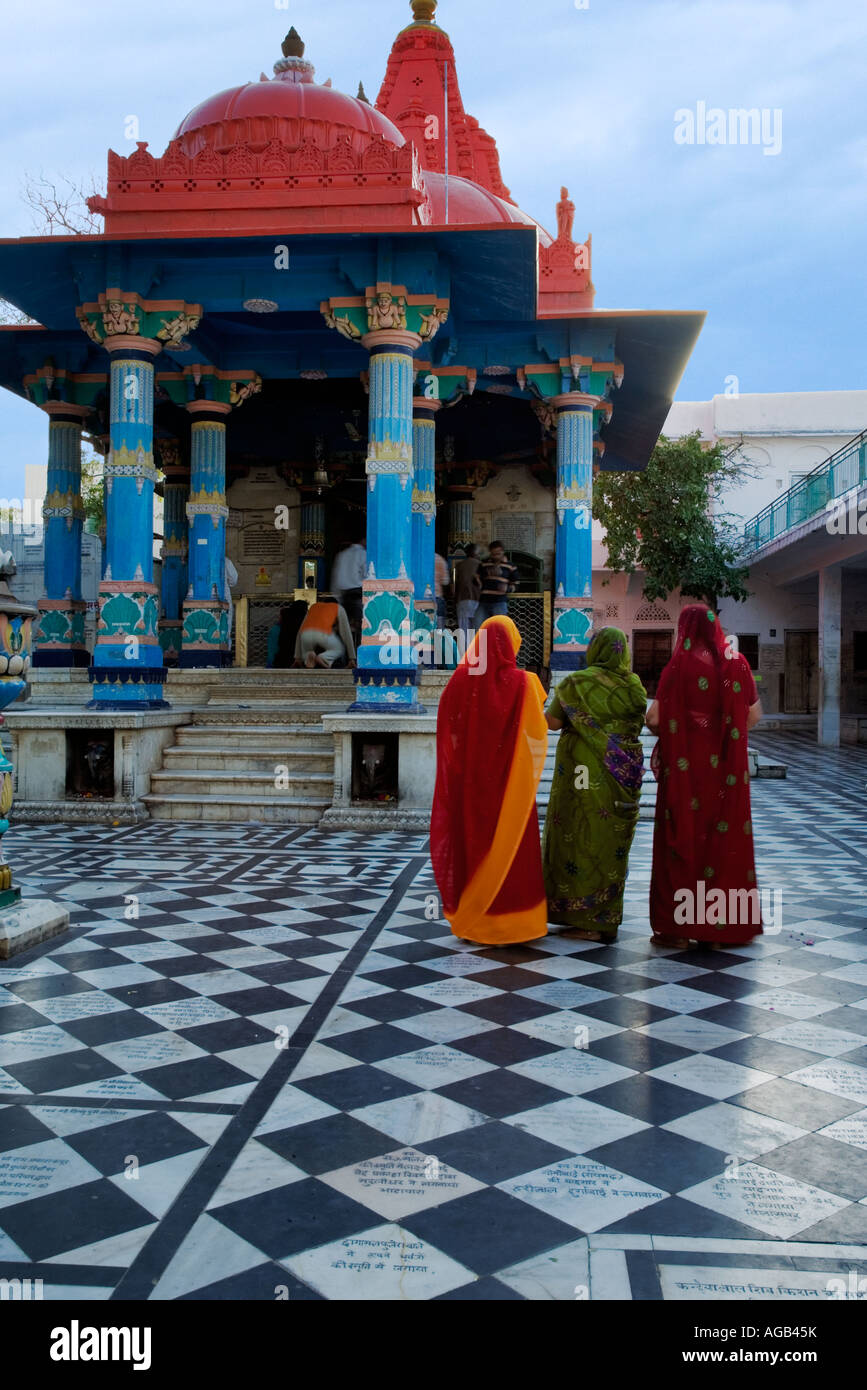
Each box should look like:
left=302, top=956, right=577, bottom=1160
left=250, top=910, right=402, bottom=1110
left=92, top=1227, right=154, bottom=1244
left=174, top=59, right=406, bottom=158
left=422, top=170, right=552, bottom=241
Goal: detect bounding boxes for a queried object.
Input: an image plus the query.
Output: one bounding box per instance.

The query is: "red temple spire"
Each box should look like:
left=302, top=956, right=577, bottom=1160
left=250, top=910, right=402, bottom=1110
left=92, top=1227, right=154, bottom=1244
left=376, top=0, right=514, bottom=203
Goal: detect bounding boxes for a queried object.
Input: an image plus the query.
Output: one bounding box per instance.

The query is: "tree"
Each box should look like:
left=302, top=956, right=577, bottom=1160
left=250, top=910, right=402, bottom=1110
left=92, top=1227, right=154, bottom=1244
left=0, top=171, right=103, bottom=325
left=21, top=172, right=103, bottom=236
left=593, top=431, right=753, bottom=610
left=81, top=452, right=105, bottom=534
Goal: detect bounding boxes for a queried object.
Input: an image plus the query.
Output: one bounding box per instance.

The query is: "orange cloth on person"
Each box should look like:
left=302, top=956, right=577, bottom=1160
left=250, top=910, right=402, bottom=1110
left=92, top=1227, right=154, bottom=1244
left=430, top=615, right=548, bottom=944
left=302, top=602, right=339, bottom=635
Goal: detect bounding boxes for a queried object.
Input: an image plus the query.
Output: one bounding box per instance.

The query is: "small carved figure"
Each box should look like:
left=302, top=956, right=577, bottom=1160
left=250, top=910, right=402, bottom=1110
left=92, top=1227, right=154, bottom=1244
left=78, top=315, right=104, bottom=345
left=230, top=376, right=262, bottom=407
left=367, top=291, right=407, bottom=331
left=418, top=305, right=448, bottom=340
left=556, top=186, right=575, bottom=243
left=324, top=306, right=362, bottom=340
left=359, top=742, right=394, bottom=801
left=157, top=310, right=201, bottom=346
left=103, top=301, right=140, bottom=337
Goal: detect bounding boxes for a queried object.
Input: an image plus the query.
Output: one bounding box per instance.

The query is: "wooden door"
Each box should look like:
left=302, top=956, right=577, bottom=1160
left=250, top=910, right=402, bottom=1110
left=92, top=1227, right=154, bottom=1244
left=632, top=630, right=674, bottom=697
left=785, top=630, right=818, bottom=713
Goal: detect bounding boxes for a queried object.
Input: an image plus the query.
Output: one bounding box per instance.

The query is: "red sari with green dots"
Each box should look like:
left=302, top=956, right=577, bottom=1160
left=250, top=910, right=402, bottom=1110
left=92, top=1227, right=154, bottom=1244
left=650, top=606, right=762, bottom=944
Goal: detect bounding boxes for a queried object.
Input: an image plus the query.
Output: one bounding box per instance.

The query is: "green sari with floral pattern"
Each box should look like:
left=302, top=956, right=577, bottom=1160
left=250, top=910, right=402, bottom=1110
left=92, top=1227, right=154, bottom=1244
left=542, top=628, right=648, bottom=936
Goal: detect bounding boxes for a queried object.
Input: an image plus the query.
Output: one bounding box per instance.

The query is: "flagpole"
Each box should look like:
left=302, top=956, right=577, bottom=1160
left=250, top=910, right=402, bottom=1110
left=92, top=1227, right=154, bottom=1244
left=443, top=59, right=449, bottom=225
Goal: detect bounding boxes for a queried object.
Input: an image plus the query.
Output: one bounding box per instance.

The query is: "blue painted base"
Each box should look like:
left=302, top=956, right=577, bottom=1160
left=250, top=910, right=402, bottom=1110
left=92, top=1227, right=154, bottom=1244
left=352, top=678, right=419, bottom=710
left=86, top=698, right=171, bottom=711
left=89, top=666, right=169, bottom=683
left=88, top=666, right=169, bottom=709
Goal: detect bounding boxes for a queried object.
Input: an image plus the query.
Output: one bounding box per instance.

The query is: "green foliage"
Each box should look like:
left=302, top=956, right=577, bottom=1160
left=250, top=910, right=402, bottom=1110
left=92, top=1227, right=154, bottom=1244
left=81, top=453, right=105, bottom=534
left=593, top=431, right=752, bottom=610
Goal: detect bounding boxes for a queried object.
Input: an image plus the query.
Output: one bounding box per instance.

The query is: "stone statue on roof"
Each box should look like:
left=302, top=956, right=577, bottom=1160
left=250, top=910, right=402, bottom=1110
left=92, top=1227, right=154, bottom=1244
left=556, top=187, right=575, bottom=243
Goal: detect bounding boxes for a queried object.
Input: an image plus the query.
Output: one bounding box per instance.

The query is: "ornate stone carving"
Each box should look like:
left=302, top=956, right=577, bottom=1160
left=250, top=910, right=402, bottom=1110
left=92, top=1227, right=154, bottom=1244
left=323, top=306, right=362, bottom=340
left=367, top=290, right=408, bottom=332
left=556, top=186, right=575, bottom=242
left=102, top=301, right=141, bottom=337
left=157, top=310, right=201, bottom=346
left=418, top=305, right=448, bottom=340
left=229, top=375, right=263, bottom=407
left=635, top=602, right=672, bottom=623
left=77, top=293, right=202, bottom=350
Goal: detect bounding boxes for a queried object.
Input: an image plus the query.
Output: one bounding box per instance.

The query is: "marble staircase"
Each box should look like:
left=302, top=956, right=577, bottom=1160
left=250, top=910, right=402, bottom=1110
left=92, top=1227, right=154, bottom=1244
left=143, top=705, right=340, bottom=823
left=142, top=668, right=452, bottom=824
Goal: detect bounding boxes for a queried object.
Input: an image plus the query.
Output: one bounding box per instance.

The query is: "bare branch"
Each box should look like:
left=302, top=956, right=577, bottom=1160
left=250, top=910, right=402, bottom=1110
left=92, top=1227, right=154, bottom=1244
left=21, top=171, right=104, bottom=236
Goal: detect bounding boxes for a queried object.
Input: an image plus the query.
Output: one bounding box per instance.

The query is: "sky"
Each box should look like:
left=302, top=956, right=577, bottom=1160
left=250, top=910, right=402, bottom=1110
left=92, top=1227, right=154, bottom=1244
left=1, top=0, right=866, bottom=501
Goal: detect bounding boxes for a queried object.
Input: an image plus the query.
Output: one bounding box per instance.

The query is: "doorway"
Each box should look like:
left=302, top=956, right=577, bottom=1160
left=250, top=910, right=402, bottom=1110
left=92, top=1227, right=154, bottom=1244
left=632, top=630, right=674, bottom=697
left=784, top=630, right=819, bottom=713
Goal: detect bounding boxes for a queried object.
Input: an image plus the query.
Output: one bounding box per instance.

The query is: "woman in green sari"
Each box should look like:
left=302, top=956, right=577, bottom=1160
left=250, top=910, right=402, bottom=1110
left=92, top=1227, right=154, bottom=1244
left=542, top=628, right=648, bottom=941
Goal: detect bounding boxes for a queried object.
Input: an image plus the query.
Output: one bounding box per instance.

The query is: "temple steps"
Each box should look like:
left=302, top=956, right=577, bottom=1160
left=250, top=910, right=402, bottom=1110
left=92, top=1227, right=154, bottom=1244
left=142, top=790, right=331, bottom=824
left=174, top=724, right=334, bottom=751
left=193, top=703, right=342, bottom=723
left=146, top=703, right=338, bottom=823
left=161, top=748, right=333, bottom=774
left=148, top=768, right=333, bottom=798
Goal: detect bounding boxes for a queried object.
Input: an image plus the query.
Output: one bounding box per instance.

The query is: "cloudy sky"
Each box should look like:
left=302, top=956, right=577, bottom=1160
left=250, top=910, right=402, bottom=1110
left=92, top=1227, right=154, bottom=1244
left=1, top=0, right=865, bottom=498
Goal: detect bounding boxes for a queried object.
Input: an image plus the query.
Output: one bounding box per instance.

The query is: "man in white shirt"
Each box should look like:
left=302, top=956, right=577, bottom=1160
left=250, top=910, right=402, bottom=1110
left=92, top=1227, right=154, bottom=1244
left=330, top=538, right=366, bottom=646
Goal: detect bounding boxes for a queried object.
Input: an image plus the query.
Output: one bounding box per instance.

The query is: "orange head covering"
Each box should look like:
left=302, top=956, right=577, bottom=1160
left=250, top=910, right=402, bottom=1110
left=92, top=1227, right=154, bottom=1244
left=430, top=613, right=548, bottom=944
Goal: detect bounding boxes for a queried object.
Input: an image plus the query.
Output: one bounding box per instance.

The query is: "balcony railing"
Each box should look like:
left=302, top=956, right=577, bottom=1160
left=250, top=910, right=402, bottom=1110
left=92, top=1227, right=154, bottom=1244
left=741, top=427, right=867, bottom=556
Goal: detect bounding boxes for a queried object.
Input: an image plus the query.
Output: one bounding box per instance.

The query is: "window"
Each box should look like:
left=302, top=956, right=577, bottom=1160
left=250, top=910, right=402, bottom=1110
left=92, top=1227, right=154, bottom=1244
left=736, top=634, right=760, bottom=670
left=854, top=632, right=867, bottom=676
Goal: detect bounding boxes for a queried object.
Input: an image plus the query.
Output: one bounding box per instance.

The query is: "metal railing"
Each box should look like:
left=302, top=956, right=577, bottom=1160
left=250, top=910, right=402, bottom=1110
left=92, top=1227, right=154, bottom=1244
left=741, top=427, right=867, bottom=556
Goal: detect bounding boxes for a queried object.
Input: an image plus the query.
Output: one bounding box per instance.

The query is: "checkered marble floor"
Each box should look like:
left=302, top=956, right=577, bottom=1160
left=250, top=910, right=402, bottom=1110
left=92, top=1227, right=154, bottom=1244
left=1, top=736, right=866, bottom=1301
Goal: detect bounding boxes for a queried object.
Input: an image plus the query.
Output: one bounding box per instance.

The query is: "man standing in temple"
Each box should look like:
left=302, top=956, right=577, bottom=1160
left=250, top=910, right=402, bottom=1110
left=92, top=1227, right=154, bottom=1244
left=330, top=534, right=366, bottom=647
left=224, top=555, right=239, bottom=652
left=476, top=541, right=519, bottom=625
left=434, top=551, right=451, bottom=629
left=454, top=543, right=481, bottom=635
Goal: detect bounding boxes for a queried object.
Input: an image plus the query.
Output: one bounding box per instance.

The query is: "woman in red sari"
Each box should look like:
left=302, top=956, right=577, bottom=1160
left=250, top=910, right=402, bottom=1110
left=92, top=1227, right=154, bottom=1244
left=647, top=605, right=763, bottom=948
left=430, top=615, right=548, bottom=945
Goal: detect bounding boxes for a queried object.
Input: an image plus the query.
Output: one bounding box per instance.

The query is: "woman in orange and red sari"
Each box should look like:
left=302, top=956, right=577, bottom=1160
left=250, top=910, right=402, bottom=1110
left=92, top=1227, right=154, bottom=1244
left=647, top=605, right=763, bottom=948
left=430, top=615, right=548, bottom=945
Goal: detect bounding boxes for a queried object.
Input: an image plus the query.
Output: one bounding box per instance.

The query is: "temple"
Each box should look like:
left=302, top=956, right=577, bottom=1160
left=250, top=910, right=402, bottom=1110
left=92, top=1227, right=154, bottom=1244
left=0, top=1, right=703, bottom=825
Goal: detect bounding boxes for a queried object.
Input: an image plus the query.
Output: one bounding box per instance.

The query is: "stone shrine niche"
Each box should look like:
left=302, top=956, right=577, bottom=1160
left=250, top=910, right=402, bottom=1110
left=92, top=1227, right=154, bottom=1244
left=226, top=468, right=299, bottom=595
left=471, top=465, right=554, bottom=587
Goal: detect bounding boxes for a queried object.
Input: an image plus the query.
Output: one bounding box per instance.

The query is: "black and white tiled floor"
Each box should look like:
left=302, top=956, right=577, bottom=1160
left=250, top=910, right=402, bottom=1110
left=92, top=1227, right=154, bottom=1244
left=1, top=734, right=866, bottom=1300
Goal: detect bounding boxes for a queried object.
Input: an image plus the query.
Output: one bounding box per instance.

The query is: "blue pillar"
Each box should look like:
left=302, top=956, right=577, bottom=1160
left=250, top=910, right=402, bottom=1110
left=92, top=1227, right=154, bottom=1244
left=158, top=445, right=188, bottom=666
left=551, top=391, right=597, bottom=678
left=411, top=397, right=439, bottom=629
left=89, top=345, right=167, bottom=707
left=354, top=330, right=421, bottom=710
left=33, top=402, right=89, bottom=667
left=181, top=402, right=231, bottom=668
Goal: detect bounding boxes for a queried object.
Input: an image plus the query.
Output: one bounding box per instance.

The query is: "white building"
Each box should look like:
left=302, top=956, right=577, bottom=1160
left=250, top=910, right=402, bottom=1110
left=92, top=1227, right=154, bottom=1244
left=615, top=389, right=867, bottom=741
